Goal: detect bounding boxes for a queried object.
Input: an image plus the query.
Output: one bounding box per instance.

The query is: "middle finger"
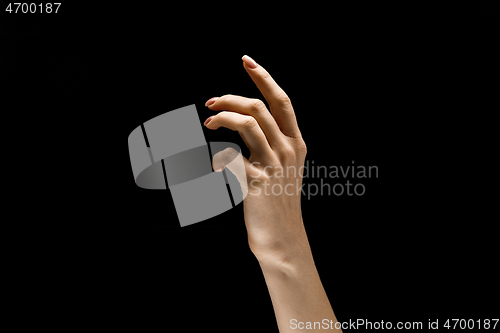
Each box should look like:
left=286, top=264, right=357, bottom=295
left=206, top=94, right=284, bottom=149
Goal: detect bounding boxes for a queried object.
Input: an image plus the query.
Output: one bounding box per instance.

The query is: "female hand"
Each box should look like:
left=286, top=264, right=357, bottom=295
left=204, top=55, right=308, bottom=264
left=204, top=55, right=339, bottom=333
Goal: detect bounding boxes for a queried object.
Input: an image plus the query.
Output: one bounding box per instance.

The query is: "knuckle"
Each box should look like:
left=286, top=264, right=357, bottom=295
left=278, top=144, right=296, bottom=162
left=242, top=116, right=258, bottom=130
left=278, top=91, right=290, bottom=103
left=278, top=138, right=307, bottom=161
left=249, top=99, right=266, bottom=112
left=296, top=140, right=307, bottom=155
left=275, top=91, right=292, bottom=107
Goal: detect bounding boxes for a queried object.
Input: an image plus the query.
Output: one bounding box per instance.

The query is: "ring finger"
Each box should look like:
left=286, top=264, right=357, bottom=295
left=204, top=111, right=274, bottom=159
left=206, top=94, right=284, bottom=149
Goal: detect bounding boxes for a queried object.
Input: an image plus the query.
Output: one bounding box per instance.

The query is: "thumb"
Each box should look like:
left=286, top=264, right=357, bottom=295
left=212, top=147, right=250, bottom=199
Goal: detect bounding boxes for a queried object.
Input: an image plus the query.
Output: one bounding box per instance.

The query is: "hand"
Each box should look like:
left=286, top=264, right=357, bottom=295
left=204, top=55, right=338, bottom=333
left=204, top=55, right=308, bottom=264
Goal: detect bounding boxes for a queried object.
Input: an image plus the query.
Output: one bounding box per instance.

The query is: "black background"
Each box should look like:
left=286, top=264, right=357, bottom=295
left=1, top=1, right=499, bottom=331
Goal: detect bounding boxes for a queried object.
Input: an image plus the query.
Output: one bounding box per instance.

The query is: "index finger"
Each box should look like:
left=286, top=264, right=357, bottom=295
left=242, top=55, right=301, bottom=138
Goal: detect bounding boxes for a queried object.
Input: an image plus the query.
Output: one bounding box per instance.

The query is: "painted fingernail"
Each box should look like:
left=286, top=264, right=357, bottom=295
left=205, top=97, right=219, bottom=106
left=242, top=55, right=257, bottom=69
left=204, top=116, right=214, bottom=126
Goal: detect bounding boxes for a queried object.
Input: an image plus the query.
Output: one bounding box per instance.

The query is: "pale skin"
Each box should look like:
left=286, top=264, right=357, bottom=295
left=204, top=55, right=341, bottom=333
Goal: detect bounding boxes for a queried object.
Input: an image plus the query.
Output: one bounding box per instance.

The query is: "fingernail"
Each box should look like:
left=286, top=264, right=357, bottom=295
left=204, top=116, right=214, bottom=126
left=242, top=55, right=257, bottom=69
left=205, top=97, right=219, bottom=106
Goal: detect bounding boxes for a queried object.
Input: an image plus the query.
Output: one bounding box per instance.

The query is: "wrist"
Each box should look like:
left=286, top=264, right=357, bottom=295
left=246, top=214, right=312, bottom=269
left=254, top=235, right=315, bottom=274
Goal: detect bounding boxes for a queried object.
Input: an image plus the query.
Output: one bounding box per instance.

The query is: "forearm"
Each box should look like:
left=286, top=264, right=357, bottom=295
left=255, top=225, right=341, bottom=333
left=204, top=55, right=339, bottom=331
